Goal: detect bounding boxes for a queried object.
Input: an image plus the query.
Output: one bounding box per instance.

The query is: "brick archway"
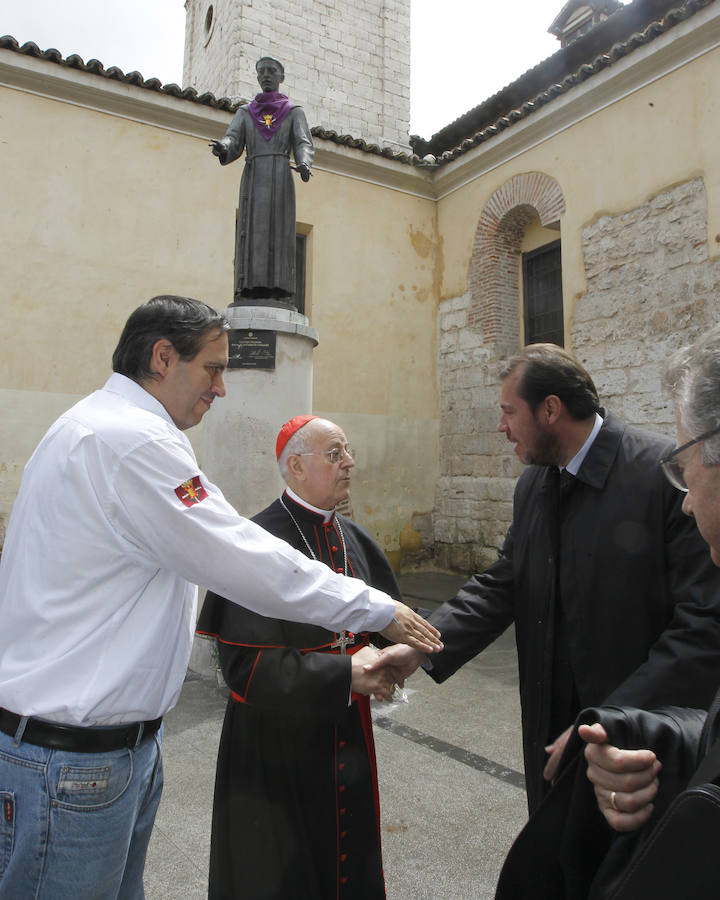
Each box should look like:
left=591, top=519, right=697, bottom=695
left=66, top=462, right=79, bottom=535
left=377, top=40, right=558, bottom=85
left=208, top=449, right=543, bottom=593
left=468, top=173, right=566, bottom=352
left=434, top=173, right=566, bottom=569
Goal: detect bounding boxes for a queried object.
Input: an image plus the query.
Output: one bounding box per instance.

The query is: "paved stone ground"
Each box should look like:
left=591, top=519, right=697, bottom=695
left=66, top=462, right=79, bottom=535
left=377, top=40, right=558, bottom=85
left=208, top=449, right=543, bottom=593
left=144, top=573, right=528, bottom=899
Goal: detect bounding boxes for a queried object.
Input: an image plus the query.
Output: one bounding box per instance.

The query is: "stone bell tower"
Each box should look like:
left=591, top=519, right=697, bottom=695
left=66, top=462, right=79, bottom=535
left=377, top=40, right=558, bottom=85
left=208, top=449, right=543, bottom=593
left=182, top=0, right=411, bottom=149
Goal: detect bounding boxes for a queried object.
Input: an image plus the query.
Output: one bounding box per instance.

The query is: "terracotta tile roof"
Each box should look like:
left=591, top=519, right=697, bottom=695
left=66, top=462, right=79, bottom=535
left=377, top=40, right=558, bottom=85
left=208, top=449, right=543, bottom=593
left=0, top=34, right=238, bottom=110
left=0, top=0, right=714, bottom=168
left=309, top=127, right=416, bottom=161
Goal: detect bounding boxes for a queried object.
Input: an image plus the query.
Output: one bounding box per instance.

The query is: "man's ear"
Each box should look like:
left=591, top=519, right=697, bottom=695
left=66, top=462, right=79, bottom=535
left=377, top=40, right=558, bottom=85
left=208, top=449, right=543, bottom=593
left=544, top=394, right=563, bottom=425
left=286, top=453, right=306, bottom=481
left=149, top=339, right=176, bottom=381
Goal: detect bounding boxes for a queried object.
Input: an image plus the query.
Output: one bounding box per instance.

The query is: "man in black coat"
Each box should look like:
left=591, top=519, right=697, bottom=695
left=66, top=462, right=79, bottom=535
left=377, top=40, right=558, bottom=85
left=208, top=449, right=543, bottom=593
left=375, top=343, right=720, bottom=813
left=495, top=327, right=720, bottom=899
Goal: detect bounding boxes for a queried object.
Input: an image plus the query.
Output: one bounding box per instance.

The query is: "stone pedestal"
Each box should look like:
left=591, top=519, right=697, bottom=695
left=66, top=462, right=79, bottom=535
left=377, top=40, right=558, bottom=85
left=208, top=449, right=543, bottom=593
left=190, top=305, right=318, bottom=677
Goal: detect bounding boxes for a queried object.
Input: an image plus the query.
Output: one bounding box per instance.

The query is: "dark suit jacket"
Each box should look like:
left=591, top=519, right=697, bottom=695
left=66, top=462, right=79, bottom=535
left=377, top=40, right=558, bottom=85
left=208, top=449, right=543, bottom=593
left=426, top=411, right=720, bottom=812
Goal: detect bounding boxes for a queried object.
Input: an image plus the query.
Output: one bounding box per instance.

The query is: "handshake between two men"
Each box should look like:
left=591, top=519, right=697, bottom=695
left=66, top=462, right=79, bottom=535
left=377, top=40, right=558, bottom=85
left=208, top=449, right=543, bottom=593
left=353, top=640, right=428, bottom=702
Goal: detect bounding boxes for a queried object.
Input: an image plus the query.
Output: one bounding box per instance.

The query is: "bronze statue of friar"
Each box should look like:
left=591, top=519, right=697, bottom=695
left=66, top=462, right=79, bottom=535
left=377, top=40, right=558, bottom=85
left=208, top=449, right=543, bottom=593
left=210, top=57, right=314, bottom=307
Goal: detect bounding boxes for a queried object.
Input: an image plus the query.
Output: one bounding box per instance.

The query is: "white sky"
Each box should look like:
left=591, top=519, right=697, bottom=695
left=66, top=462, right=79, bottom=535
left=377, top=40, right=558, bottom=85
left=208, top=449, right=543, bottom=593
left=0, top=0, right=627, bottom=138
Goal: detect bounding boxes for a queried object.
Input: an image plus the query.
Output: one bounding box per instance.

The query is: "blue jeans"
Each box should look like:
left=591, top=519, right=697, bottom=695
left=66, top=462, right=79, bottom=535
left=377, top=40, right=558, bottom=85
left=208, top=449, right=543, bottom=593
left=0, top=722, right=164, bottom=900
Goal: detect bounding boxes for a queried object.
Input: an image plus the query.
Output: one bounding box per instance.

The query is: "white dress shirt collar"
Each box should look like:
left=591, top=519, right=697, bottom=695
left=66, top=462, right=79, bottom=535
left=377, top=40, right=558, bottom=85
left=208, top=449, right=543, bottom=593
left=104, top=372, right=177, bottom=429
left=564, top=412, right=604, bottom=476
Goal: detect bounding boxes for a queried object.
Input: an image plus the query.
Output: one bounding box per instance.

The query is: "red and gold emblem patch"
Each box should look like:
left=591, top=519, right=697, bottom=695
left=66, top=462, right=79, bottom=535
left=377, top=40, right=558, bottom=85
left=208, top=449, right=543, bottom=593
left=175, top=475, right=208, bottom=507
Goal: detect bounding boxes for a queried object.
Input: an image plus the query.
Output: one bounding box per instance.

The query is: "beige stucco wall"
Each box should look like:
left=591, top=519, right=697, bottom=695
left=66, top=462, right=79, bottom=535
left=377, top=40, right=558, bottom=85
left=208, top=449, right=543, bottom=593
left=0, top=80, right=231, bottom=541
left=298, top=169, right=438, bottom=564
left=0, top=57, right=438, bottom=565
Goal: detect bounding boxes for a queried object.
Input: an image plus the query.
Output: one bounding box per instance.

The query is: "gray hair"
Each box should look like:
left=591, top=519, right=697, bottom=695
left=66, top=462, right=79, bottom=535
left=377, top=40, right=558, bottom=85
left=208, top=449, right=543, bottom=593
left=278, top=424, right=315, bottom=480
left=665, top=325, right=720, bottom=465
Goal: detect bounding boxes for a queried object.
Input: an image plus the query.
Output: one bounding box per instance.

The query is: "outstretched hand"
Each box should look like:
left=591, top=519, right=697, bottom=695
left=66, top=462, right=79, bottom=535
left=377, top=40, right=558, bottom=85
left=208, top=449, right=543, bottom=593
left=380, top=601, right=442, bottom=654
left=363, top=642, right=427, bottom=684
left=579, top=722, right=661, bottom=832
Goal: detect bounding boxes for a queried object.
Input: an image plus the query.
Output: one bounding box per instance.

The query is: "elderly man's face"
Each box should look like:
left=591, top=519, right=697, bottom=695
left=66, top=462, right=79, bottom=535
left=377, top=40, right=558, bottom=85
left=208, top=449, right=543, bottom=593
left=296, top=420, right=354, bottom=510
left=677, top=423, right=720, bottom=566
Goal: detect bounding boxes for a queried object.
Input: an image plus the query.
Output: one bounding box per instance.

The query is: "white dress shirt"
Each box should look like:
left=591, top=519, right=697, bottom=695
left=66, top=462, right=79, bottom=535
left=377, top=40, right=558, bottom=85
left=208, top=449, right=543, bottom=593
left=0, top=374, right=395, bottom=726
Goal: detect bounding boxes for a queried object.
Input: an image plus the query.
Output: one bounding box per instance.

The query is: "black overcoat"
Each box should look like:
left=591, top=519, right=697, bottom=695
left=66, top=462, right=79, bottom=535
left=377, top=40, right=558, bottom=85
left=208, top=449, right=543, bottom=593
left=427, top=412, right=720, bottom=812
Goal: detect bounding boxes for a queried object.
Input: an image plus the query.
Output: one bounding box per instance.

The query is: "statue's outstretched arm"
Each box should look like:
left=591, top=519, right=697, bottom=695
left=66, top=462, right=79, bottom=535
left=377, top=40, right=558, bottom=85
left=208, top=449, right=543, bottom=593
left=210, top=110, right=248, bottom=166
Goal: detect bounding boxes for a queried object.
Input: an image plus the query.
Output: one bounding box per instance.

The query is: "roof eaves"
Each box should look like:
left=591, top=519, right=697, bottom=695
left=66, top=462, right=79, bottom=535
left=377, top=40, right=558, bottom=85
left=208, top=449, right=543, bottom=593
left=0, top=35, right=241, bottom=112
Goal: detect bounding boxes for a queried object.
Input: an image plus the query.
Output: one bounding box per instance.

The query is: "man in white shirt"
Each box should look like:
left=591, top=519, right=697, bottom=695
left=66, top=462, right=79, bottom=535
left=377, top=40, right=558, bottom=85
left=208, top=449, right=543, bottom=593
left=0, top=295, right=440, bottom=899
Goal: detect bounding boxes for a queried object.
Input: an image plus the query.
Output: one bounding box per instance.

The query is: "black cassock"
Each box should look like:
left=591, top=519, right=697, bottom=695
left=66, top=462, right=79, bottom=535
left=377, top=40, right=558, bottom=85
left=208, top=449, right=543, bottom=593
left=196, top=491, right=402, bottom=900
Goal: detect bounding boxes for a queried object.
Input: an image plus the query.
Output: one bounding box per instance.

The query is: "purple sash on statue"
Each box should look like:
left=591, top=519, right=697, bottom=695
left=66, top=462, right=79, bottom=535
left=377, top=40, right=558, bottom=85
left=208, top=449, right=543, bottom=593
left=246, top=92, right=293, bottom=140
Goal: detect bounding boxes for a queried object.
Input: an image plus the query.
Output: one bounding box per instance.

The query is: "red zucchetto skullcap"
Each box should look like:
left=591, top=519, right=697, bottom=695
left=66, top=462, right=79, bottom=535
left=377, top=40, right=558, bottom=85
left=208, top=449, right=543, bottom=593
left=275, top=415, right=317, bottom=459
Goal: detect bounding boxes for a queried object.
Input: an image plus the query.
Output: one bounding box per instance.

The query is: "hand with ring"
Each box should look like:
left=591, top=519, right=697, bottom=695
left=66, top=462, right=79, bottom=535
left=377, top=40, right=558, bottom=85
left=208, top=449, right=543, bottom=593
left=579, top=722, right=662, bottom=832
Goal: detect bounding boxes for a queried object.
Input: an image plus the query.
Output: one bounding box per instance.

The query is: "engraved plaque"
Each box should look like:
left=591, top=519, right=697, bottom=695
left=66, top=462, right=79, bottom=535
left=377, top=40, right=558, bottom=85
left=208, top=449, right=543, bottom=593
left=227, top=329, right=276, bottom=369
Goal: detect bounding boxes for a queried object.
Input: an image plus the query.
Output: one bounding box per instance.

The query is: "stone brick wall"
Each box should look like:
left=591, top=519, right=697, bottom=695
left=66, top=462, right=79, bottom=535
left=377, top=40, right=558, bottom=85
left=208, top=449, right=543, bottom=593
left=573, top=178, right=718, bottom=430
left=435, top=292, right=519, bottom=572
left=435, top=176, right=719, bottom=572
left=183, top=0, right=411, bottom=149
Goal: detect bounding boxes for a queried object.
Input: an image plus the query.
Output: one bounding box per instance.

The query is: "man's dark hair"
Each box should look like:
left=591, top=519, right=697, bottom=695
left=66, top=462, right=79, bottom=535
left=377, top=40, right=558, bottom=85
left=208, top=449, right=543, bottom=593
left=500, top=343, right=600, bottom=420
left=112, top=295, right=229, bottom=383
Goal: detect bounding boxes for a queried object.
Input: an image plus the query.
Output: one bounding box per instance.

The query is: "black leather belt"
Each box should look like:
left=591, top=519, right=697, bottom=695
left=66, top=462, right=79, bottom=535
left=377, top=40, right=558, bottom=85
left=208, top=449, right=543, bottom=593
left=0, top=708, right=162, bottom=753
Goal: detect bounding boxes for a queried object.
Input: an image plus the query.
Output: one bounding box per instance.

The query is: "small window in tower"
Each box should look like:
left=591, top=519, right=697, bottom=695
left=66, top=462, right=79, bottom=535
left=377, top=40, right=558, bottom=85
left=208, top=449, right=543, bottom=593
left=203, top=5, right=215, bottom=44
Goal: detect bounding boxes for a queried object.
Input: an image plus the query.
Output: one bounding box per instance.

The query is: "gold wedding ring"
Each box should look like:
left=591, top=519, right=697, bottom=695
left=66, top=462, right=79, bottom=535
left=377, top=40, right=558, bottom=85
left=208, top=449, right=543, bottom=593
left=610, top=790, right=618, bottom=811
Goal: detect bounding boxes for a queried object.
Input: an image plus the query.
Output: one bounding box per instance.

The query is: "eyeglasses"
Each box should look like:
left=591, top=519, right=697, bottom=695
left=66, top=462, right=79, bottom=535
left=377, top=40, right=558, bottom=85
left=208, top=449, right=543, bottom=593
left=659, top=424, right=720, bottom=492
left=300, top=446, right=355, bottom=465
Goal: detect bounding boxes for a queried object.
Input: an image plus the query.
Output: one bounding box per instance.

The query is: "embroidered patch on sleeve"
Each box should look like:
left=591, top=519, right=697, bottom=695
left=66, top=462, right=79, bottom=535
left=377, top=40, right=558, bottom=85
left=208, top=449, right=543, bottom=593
left=175, top=475, right=208, bottom=507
